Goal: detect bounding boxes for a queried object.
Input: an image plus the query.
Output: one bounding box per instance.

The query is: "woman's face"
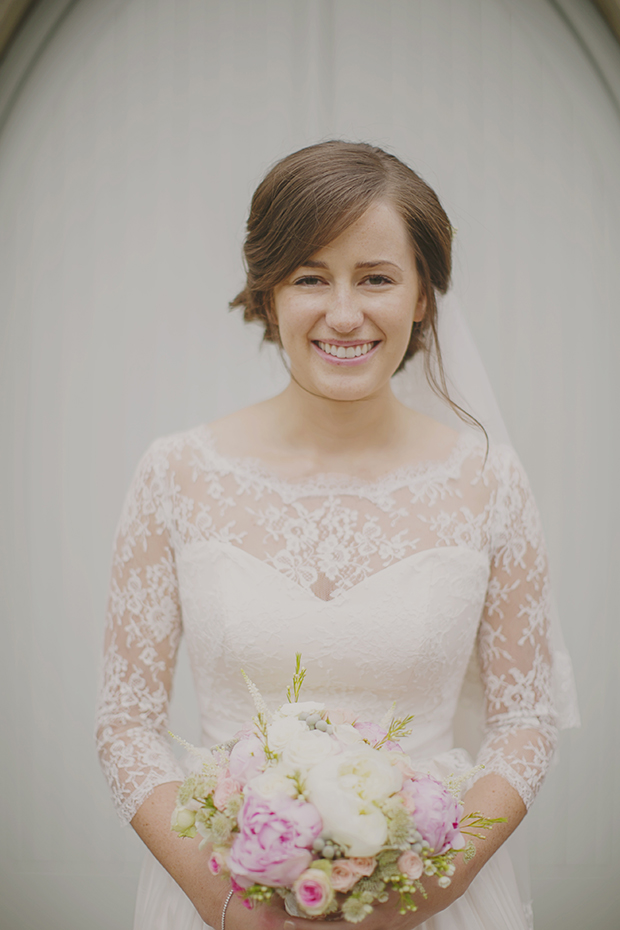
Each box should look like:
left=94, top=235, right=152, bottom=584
left=273, top=199, right=426, bottom=403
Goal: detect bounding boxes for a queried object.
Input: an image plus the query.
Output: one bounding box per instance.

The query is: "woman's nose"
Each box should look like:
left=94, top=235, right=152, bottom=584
left=324, top=288, right=364, bottom=333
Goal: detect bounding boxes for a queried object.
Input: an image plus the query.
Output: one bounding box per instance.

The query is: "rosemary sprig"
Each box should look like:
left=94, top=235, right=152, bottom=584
left=459, top=811, right=507, bottom=839
left=286, top=652, right=307, bottom=703
left=374, top=712, right=415, bottom=750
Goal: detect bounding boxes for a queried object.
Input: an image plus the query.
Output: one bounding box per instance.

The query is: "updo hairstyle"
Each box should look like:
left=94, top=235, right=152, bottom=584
left=230, top=140, right=453, bottom=379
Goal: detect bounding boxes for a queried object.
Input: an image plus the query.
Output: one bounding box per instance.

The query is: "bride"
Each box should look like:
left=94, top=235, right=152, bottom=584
left=96, top=141, right=577, bottom=929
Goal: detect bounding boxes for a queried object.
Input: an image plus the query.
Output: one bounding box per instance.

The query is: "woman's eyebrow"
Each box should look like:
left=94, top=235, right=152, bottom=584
left=300, top=259, right=402, bottom=270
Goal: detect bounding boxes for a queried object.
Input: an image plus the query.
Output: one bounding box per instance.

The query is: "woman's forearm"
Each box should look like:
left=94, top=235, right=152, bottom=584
left=130, top=781, right=229, bottom=927
left=128, top=774, right=526, bottom=930
left=451, top=772, right=527, bottom=894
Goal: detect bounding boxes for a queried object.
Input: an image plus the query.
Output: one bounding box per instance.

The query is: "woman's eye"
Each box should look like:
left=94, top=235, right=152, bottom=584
left=364, top=275, right=392, bottom=286
left=294, top=276, right=323, bottom=286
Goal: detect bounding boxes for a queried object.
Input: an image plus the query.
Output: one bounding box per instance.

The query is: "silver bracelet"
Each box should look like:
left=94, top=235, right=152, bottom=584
left=221, top=889, right=234, bottom=930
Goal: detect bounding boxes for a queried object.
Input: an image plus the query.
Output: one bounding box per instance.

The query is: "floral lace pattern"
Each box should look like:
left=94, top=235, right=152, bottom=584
left=96, top=425, right=559, bottom=824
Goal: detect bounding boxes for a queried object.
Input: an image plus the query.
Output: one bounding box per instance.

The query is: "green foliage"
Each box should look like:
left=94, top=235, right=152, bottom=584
left=460, top=812, right=507, bottom=839
left=245, top=884, right=274, bottom=905
left=286, top=652, right=307, bottom=702
left=374, top=712, right=415, bottom=749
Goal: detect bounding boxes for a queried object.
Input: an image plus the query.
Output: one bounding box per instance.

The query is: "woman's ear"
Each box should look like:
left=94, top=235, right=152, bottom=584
left=414, top=291, right=427, bottom=323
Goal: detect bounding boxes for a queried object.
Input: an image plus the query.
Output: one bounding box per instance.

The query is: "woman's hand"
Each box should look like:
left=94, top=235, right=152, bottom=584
left=224, top=877, right=461, bottom=930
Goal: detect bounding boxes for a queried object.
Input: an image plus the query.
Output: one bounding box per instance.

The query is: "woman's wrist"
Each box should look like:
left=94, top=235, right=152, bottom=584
left=220, top=889, right=234, bottom=929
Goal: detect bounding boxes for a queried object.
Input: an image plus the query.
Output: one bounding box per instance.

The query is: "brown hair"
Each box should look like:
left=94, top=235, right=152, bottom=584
left=230, top=140, right=480, bottom=432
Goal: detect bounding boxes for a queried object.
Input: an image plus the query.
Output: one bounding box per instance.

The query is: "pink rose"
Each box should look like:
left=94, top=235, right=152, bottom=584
left=293, top=868, right=335, bottom=916
left=398, top=850, right=423, bottom=880
left=330, top=860, right=360, bottom=893
left=228, top=791, right=322, bottom=889
left=213, top=769, right=243, bottom=811
left=348, top=857, right=376, bottom=877
left=354, top=721, right=402, bottom=751
left=208, top=850, right=226, bottom=876
left=330, top=856, right=377, bottom=893
left=228, top=734, right=266, bottom=785
left=403, top=774, right=465, bottom=854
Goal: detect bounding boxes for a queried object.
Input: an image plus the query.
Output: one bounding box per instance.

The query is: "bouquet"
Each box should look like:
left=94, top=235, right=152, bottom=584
left=171, top=656, right=503, bottom=923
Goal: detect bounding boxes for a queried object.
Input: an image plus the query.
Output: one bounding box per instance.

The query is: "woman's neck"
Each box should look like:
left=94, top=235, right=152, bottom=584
left=262, top=380, right=412, bottom=467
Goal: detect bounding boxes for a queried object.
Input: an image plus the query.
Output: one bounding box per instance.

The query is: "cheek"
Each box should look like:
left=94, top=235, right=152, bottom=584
left=385, top=304, right=416, bottom=347
left=276, top=300, right=319, bottom=342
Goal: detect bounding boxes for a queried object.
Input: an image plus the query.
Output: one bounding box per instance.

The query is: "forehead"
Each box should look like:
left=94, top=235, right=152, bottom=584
left=308, top=200, right=413, bottom=264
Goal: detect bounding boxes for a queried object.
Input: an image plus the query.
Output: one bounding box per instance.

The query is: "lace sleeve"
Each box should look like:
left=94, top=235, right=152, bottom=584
left=474, top=447, right=559, bottom=810
left=95, top=440, right=185, bottom=825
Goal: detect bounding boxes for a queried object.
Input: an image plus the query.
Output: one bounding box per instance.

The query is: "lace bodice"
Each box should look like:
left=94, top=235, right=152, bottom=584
left=96, top=425, right=559, bottom=825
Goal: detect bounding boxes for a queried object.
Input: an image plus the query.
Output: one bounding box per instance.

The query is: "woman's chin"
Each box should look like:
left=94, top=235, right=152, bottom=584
left=291, top=371, right=393, bottom=404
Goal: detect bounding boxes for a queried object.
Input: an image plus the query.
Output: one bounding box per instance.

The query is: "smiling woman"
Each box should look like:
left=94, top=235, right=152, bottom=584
left=96, top=141, right=578, bottom=930
left=274, top=200, right=426, bottom=400
left=231, top=142, right=451, bottom=379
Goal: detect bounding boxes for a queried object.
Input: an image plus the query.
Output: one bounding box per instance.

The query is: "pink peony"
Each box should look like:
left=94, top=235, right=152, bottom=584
left=293, top=868, right=335, bottom=916
left=228, top=791, right=322, bottom=889
left=213, top=769, right=243, bottom=811
left=228, top=734, right=266, bottom=785
left=402, top=774, right=465, bottom=854
left=397, top=850, right=424, bottom=880
left=354, top=721, right=402, bottom=751
left=230, top=877, right=254, bottom=909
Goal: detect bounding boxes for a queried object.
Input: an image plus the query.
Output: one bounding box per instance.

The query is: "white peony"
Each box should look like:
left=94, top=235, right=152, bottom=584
left=250, top=762, right=298, bottom=799
left=276, top=701, right=325, bottom=718
left=337, top=745, right=403, bottom=802
left=333, top=723, right=365, bottom=747
left=267, top=715, right=309, bottom=753
left=305, top=746, right=403, bottom=857
left=281, top=729, right=340, bottom=772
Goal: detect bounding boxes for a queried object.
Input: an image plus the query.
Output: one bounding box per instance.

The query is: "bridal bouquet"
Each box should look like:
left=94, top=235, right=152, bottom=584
left=171, top=656, right=503, bottom=923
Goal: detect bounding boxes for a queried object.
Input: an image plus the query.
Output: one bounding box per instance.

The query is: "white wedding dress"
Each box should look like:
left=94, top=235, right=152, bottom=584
left=96, top=423, right=572, bottom=929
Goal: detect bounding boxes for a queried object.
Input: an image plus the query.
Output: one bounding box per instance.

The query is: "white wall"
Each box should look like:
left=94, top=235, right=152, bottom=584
left=1, top=1, right=619, bottom=927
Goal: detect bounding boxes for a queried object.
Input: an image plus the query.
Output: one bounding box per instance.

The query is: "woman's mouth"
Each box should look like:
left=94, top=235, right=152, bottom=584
left=312, top=340, right=380, bottom=364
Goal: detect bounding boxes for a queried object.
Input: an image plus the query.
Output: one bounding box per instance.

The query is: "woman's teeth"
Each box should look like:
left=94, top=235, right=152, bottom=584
left=317, top=342, right=375, bottom=358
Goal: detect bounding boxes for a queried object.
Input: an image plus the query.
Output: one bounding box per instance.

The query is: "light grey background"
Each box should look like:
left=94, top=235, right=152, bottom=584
left=1, top=1, right=619, bottom=928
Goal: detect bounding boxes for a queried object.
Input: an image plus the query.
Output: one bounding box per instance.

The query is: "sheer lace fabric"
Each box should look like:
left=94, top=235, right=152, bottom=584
left=95, top=425, right=558, bottom=826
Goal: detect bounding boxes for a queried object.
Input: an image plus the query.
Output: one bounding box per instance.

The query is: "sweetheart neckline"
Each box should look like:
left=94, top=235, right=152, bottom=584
left=179, top=540, right=490, bottom=605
